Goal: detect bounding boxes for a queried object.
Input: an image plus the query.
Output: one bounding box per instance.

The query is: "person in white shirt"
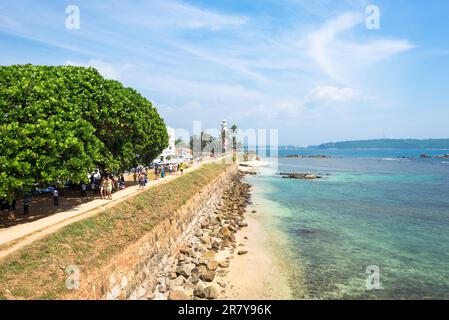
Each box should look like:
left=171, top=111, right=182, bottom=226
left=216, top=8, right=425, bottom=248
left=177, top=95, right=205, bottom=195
left=53, top=189, right=59, bottom=206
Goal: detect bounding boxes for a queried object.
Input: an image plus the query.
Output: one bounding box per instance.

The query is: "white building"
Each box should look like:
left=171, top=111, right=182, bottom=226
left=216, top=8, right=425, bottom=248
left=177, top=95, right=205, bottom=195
left=158, top=126, right=176, bottom=162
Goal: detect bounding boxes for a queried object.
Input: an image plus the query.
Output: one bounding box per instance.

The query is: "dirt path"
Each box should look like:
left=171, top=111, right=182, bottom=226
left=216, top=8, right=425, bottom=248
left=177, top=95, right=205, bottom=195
left=0, top=157, right=227, bottom=260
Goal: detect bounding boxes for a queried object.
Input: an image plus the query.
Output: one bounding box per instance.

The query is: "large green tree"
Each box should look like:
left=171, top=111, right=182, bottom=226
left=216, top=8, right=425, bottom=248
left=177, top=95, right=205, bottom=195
left=0, top=64, right=168, bottom=200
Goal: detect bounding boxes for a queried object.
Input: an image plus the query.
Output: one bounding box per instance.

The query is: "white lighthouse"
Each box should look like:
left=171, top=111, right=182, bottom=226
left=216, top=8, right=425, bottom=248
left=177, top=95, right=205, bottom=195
left=221, top=120, right=228, bottom=154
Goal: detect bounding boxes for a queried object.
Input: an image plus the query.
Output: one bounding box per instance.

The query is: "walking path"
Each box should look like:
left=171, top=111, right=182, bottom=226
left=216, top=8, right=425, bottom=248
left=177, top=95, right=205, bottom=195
left=0, top=157, right=228, bottom=259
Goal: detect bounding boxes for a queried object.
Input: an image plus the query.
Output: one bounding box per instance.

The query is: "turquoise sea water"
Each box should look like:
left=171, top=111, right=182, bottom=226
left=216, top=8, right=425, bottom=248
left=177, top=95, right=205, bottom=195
left=248, top=149, right=449, bottom=299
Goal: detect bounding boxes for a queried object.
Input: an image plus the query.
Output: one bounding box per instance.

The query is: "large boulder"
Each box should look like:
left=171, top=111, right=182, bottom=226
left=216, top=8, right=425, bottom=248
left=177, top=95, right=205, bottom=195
left=172, top=275, right=186, bottom=288
left=193, top=283, right=206, bottom=298
left=207, top=260, right=219, bottom=271
left=190, top=268, right=200, bottom=284
left=168, top=290, right=189, bottom=300
left=200, top=270, right=216, bottom=282
left=220, top=227, right=232, bottom=238
left=202, top=250, right=216, bottom=261
left=176, top=263, right=195, bottom=277
left=212, top=240, right=222, bottom=251
left=221, top=239, right=231, bottom=248
left=204, top=286, right=219, bottom=300
left=197, top=264, right=208, bottom=274
left=200, top=235, right=211, bottom=245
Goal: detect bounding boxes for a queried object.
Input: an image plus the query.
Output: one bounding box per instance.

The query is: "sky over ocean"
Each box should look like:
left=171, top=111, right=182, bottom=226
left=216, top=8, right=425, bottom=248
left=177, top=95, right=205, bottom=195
left=1, top=0, right=448, bottom=145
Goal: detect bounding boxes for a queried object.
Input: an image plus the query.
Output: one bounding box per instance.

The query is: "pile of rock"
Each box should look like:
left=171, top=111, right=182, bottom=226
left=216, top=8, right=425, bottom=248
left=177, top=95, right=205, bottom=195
left=279, top=172, right=322, bottom=180
left=285, top=155, right=330, bottom=159
left=153, top=171, right=251, bottom=300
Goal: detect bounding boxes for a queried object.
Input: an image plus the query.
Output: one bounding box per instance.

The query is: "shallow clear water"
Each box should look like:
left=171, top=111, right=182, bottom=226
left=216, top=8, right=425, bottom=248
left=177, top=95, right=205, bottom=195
left=248, top=151, right=449, bottom=299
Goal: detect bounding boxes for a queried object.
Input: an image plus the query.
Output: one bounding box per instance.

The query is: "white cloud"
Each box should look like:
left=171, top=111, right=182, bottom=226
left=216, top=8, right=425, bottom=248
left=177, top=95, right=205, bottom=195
left=308, top=13, right=414, bottom=83
left=309, top=85, right=359, bottom=101
left=65, top=59, right=128, bottom=80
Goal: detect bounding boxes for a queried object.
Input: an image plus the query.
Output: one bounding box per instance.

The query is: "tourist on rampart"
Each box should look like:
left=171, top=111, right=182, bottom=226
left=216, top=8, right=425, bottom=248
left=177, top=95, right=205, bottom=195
left=53, top=188, right=59, bottom=206
left=105, top=177, right=113, bottom=200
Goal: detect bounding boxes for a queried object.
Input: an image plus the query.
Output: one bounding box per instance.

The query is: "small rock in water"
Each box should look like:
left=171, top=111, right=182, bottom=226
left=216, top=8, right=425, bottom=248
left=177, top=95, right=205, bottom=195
left=295, top=228, right=318, bottom=238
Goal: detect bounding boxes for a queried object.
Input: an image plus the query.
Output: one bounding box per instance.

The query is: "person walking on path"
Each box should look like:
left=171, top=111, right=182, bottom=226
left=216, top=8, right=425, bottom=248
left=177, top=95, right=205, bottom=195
left=119, top=175, right=126, bottom=190
left=8, top=198, right=17, bottom=212
left=105, top=177, right=113, bottom=200
left=161, top=165, right=165, bottom=179
left=81, top=183, right=87, bottom=198
left=138, top=172, right=145, bottom=190
left=23, top=194, right=30, bottom=215
left=154, top=166, right=159, bottom=180
left=180, top=162, right=185, bottom=175
left=53, top=188, right=59, bottom=206
left=133, top=171, right=137, bottom=185
left=99, top=178, right=105, bottom=199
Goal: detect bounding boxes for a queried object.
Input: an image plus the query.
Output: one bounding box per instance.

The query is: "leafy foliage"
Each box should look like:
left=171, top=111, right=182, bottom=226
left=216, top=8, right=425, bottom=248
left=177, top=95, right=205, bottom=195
left=0, top=64, right=168, bottom=199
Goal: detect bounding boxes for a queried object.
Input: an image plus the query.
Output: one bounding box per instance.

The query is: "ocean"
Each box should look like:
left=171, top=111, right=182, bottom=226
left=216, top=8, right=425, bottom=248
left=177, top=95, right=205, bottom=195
left=246, top=149, right=449, bottom=299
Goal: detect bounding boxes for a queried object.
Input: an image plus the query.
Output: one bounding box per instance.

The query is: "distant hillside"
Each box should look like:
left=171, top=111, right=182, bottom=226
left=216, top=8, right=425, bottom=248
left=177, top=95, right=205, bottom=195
left=315, top=139, right=449, bottom=149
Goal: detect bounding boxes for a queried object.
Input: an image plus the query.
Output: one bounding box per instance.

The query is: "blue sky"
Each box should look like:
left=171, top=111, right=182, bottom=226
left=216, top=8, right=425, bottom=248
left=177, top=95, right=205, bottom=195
left=1, top=0, right=448, bottom=145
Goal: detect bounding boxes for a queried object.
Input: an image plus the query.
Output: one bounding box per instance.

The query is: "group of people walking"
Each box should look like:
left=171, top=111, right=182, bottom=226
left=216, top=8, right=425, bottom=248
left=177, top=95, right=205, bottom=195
left=3, top=163, right=189, bottom=218
left=133, top=162, right=186, bottom=188
left=155, top=162, right=185, bottom=179
left=89, top=175, right=126, bottom=200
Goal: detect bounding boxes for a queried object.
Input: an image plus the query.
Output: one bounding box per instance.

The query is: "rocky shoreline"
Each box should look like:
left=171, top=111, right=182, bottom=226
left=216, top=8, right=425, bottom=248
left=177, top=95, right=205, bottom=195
left=279, top=172, right=324, bottom=180
left=152, top=170, right=252, bottom=300
left=284, top=154, right=331, bottom=159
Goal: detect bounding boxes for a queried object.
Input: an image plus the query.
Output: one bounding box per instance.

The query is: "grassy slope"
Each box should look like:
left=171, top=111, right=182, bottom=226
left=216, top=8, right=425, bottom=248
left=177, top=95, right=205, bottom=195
left=0, top=163, right=229, bottom=300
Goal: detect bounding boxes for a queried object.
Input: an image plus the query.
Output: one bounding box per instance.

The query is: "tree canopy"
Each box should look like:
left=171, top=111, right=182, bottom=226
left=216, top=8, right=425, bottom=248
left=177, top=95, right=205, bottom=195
left=0, top=64, right=168, bottom=200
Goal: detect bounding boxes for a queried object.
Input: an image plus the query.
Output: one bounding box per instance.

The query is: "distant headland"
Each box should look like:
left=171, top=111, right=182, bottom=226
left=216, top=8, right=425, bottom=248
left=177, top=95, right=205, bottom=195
left=311, top=139, right=449, bottom=150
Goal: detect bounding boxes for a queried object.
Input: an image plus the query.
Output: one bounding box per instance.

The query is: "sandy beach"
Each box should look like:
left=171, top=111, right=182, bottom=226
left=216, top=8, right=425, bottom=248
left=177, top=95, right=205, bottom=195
left=221, top=212, right=292, bottom=300
left=218, top=160, right=292, bottom=300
